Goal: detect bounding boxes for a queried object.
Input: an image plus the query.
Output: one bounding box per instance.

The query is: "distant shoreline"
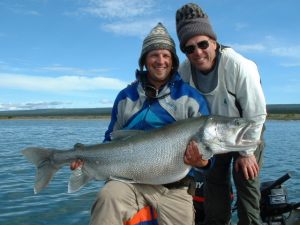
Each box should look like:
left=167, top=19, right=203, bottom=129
left=1, top=114, right=300, bottom=121
left=0, top=105, right=300, bottom=120
left=266, top=114, right=300, bottom=120
left=0, top=115, right=111, bottom=120
left=1, top=114, right=299, bottom=120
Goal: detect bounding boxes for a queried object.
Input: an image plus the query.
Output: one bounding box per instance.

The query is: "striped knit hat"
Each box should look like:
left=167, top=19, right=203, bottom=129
left=176, top=3, right=217, bottom=52
left=139, top=22, right=179, bottom=71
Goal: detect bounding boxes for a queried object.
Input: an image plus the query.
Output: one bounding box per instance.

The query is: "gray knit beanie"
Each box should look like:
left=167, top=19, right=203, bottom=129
left=176, top=3, right=217, bottom=52
left=139, top=22, right=179, bottom=71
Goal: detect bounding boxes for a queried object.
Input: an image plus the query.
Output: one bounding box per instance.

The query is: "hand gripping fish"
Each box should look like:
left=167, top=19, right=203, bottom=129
left=22, top=116, right=259, bottom=194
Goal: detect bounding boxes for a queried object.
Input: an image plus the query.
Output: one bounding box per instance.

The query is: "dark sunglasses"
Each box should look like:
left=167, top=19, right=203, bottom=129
left=183, top=40, right=210, bottom=54
left=144, top=84, right=170, bottom=99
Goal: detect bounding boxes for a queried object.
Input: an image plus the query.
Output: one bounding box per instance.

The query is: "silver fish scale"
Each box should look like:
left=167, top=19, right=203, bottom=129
left=70, top=118, right=200, bottom=184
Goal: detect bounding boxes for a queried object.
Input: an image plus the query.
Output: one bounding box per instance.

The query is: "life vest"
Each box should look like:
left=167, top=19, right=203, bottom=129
left=123, top=206, right=158, bottom=225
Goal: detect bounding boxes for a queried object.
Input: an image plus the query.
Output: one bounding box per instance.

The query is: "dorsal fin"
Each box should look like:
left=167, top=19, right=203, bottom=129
left=74, top=143, right=85, bottom=150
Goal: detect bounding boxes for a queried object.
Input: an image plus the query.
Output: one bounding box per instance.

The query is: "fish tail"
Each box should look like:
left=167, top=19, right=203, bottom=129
left=22, top=147, right=61, bottom=194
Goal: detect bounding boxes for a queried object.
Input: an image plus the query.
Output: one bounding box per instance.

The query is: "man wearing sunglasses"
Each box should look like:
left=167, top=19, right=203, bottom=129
left=71, top=22, right=211, bottom=225
left=176, top=3, right=267, bottom=225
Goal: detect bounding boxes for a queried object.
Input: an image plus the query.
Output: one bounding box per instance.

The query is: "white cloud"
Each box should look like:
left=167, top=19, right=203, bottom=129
left=261, top=36, right=300, bottom=60
left=2, top=2, right=41, bottom=16
left=81, top=0, right=155, bottom=19
left=0, top=73, right=128, bottom=92
left=271, top=46, right=300, bottom=58
left=268, top=42, right=300, bottom=67
left=40, top=65, right=113, bottom=76
left=224, top=39, right=300, bottom=68
left=102, top=20, right=162, bottom=37
left=73, top=0, right=163, bottom=37
left=0, top=101, right=67, bottom=111
left=229, top=43, right=266, bottom=53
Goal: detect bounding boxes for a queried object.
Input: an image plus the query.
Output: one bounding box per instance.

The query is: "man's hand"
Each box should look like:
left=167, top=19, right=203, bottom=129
left=70, top=159, right=84, bottom=170
left=184, top=140, right=208, bottom=168
left=234, top=155, right=259, bottom=180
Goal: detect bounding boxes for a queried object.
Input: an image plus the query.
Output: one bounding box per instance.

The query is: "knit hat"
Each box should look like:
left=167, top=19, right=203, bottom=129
left=139, top=22, right=179, bottom=72
left=176, top=3, right=217, bottom=52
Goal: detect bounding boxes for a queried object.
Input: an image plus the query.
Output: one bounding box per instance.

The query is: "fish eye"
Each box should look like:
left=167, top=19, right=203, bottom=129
left=235, top=120, right=241, bottom=126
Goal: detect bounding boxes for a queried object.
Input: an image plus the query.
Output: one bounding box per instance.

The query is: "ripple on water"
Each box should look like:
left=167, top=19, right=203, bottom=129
left=0, top=119, right=299, bottom=224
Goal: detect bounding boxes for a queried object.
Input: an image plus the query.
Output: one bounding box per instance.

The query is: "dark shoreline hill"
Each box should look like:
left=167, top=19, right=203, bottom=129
left=0, top=104, right=299, bottom=119
left=0, top=107, right=112, bottom=118
left=266, top=104, right=300, bottom=114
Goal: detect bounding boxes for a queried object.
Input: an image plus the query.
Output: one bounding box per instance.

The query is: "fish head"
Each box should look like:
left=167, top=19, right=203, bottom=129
left=201, top=116, right=258, bottom=152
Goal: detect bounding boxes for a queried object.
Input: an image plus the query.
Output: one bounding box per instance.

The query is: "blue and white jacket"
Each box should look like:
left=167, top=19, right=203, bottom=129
left=104, top=70, right=209, bottom=142
left=103, top=70, right=211, bottom=177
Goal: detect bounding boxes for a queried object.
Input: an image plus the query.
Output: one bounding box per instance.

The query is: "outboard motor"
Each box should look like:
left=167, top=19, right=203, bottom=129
left=260, top=173, right=300, bottom=225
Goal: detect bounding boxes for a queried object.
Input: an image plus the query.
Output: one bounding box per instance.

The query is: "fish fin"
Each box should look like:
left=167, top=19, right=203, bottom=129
left=189, top=132, right=213, bottom=160
left=111, top=130, right=144, bottom=141
left=22, top=147, right=61, bottom=194
left=195, top=142, right=213, bottom=160
left=73, top=143, right=85, bottom=150
left=68, top=167, right=92, bottom=193
left=109, top=176, right=136, bottom=183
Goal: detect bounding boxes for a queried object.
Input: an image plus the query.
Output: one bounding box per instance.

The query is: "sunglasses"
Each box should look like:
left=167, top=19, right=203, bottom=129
left=183, top=40, right=210, bottom=54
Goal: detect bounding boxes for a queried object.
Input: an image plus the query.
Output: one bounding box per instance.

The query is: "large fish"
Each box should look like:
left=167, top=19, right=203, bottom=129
left=22, top=116, right=258, bottom=194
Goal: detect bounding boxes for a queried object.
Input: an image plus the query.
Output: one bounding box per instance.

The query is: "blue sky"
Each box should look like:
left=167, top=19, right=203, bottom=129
left=0, top=0, right=299, bottom=111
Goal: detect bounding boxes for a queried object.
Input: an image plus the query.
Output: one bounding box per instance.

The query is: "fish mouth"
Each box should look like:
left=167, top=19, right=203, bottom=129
left=224, top=122, right=259, bottom=150
left=236, top=122, right=253, bottom=145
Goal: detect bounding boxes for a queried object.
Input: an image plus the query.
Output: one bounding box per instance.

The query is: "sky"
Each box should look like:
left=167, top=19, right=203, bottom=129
left=0, top=0, right=299, bottom=111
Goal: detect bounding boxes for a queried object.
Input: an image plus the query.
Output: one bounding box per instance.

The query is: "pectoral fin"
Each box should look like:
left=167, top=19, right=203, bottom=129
left=197, top=143, right=214, bottom=160
left=187, top=138, right=212, bottom=161
left=68, top=167, right=92, bottom=193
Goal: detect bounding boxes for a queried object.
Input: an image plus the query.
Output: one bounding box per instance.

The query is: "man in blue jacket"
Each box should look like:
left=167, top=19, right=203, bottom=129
left=72, top=22, right=210, bottom=225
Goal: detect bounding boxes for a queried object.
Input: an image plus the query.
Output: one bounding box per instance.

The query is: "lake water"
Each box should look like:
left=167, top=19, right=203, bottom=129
left=0, top=119, right=299, bottom=225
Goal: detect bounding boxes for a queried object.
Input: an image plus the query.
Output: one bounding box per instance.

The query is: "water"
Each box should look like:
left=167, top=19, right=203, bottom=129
left=0, top=119, right=299, bottom=225
left=0, top=119, right=109, bottom=225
